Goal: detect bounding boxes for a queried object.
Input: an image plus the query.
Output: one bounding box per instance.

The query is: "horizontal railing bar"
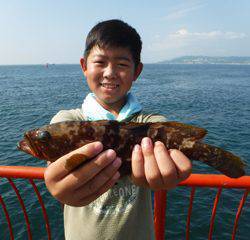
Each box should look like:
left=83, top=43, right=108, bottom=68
left=179, top=174, right=250, bottom=189
left=1, top=166, right=250, bottom=188
left=0, top=166, right=45, bottom=179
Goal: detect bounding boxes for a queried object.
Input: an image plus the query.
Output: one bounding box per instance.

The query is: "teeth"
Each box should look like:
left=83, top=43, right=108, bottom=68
left=101, top=83, right=119, bottom=89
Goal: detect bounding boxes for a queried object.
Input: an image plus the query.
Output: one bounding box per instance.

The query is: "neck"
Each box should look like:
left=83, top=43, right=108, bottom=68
left=95, top=97, right=126, bottom=117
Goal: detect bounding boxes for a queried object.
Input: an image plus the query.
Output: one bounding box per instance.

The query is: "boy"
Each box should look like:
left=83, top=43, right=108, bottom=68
left=44, top=19, right=191, bottom=240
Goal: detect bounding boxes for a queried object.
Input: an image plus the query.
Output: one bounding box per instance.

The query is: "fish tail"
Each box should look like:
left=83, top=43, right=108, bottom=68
left=182, top=142, right=246, bottom=178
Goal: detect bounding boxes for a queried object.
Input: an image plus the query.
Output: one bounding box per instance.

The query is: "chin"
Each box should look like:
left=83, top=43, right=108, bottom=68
left=103, top=98, right=121, bottom=105
left=99, top=96, right=125, bottom=105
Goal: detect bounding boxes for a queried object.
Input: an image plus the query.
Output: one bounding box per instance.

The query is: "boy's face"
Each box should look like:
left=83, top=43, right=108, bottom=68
left=80, top=46, right=142, bottom=112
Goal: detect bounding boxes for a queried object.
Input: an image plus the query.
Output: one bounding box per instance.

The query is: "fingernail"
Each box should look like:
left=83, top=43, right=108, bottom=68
left=94, top=142, right=103, bottom=152
left=133, top=144, right=140, bottom=152
left=155, top=141, right=164, bottom=147
left=142, top=138, right=152, bottom=148
left=112, top=157, right=122, bottom=167
left=106, top=149, right=116, bottom=159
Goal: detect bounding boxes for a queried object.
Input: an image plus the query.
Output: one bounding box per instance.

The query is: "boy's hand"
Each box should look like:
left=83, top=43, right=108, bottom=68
left=44, top=142, right=121, bottom=207
left=131, top=137, right=192, bottom=190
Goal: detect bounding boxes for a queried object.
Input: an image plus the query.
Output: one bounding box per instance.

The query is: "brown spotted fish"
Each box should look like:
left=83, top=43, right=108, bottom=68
left=17, top=120, right=246, bottom=178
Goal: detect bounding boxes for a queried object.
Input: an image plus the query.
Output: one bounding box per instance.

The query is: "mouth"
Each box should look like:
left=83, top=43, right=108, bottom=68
left=17, top=139, right=34, bottom=155
left=100, top=82, right=119, bottom=89
left=17, top=134, right=42, bottom=159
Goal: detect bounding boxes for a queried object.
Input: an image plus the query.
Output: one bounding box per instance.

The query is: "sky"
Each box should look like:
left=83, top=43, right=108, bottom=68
left=0, top=0, right=250, bottom=65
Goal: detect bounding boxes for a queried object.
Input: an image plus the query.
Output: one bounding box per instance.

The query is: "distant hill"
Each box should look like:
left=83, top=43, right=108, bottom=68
left=158, top=56, right=250, bottom=65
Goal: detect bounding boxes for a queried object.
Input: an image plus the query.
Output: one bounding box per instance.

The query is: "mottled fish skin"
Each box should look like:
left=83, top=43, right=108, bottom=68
left=179, top=142, right=245, bottom=178
left=17, top=120, right=246, bottom=178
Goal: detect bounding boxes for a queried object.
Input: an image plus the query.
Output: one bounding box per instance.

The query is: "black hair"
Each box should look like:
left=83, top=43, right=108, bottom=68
left=84, top=19, right=142, bottom=68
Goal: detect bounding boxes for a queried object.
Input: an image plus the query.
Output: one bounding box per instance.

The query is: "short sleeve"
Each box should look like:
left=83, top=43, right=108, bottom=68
left=131, top=113, right=167, bottom=123
left=50, top=109, right=85, bottom=124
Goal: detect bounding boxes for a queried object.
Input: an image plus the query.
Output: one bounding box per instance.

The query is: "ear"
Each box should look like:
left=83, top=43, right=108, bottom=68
left=133, top=62, right=143, bottom=81
left=80, top=58, right=87, bottom=77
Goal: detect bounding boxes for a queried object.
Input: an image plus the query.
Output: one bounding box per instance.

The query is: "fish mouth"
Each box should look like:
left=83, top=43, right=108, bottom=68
left=17, top=134, right=42, bottom=159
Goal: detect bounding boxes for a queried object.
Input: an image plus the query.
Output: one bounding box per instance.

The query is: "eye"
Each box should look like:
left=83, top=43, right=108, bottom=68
left=37, top=131, right=51, bottom=142
left=118, top=62, right=129, bottom=67
left=94, top=60, right=104, bottom=65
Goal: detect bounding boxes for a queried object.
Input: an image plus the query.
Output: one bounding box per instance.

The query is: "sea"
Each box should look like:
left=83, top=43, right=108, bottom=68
left=0, top=64, right=250, bottom=239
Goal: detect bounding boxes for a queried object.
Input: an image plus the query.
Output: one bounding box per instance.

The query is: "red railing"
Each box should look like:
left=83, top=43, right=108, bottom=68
left=154, top=174, right=250, bottom=240
left=0, top=166, right=49, bottom=240
left=0, top=166, right=250, bottom=240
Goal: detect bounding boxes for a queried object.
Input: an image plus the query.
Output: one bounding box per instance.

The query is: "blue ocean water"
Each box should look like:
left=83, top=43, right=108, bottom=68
left=0, top=64, right=250, bottom=239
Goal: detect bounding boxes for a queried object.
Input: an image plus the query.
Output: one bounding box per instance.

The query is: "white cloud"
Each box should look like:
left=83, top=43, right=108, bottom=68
left=145, top=28, right=248, bottom=62
left=170, top=28, right=247, bottom=40
left=164, top=5, right=203, bottom=20
left=162, top=1, right=206, bottom=21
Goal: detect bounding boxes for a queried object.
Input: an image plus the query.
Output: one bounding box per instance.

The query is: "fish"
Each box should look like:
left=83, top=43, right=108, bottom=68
left=17, top=120, right=246, bottom=178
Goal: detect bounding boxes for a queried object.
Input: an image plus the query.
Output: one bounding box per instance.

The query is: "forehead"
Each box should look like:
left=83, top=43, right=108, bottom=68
left=88, top=46, right=133, bottom=61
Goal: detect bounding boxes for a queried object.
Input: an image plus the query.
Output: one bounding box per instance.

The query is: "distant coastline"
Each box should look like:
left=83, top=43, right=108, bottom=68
left=157, top=56, right=250, bottom=65
left=1, top=56, right=250, bottom=66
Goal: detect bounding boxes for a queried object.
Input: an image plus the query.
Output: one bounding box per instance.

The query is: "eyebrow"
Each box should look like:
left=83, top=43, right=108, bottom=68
left=92, top=54, right=131, bottom=62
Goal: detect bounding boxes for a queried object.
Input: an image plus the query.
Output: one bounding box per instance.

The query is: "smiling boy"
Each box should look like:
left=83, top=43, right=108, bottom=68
left=44, top=19, right=191, bottom=240
left=81, top=46, right=142, bottom=116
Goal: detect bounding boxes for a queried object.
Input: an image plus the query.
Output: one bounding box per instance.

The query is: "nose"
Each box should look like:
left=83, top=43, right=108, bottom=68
left=103, top=64, right=117, bottom=79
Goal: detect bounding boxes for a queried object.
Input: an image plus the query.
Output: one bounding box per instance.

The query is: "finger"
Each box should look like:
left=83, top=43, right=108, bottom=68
left=59, top=149, right=117, bottom=190
left=73, top=157, right=122, bottom=200
left=169, top=149, right=192, bottom=181
left=74, top=171, right=120, bottom=207
left=46, top=142, right=104, bottom=180
left=154, top=141, right=178, bottom=188
left=131, top=144, right=147, bottom=187
left=141, top=137, right=162, bottom=189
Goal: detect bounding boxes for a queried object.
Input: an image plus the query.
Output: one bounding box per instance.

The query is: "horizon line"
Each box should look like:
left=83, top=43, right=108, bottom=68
left=1, top=55, right=250, bottom=66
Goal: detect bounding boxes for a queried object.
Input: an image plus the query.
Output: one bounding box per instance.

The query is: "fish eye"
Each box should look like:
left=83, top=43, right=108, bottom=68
left=37, top=131, right=51, bottom=142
